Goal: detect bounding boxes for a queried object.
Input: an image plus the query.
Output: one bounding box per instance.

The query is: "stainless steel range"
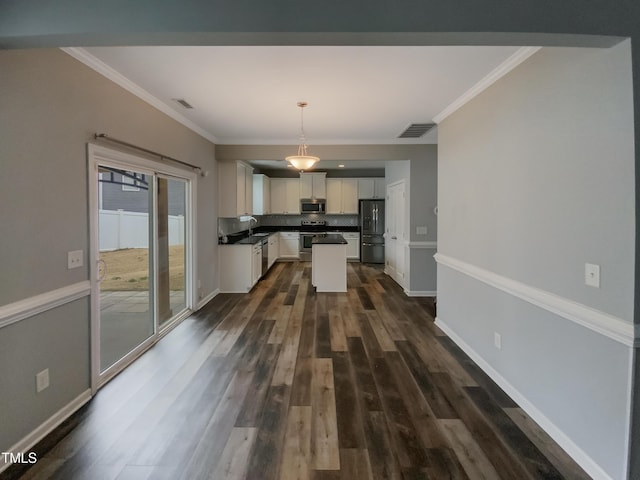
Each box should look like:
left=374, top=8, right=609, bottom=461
left=299, top=220, right=327, bottom=261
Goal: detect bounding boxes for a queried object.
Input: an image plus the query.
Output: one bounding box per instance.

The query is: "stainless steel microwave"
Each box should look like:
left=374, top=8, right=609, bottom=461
left=300, top=198, right=326, bottom=213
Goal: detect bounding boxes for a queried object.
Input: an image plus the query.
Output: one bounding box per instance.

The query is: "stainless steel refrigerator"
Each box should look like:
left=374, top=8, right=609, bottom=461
left=360, top=199, right=385, bottom=263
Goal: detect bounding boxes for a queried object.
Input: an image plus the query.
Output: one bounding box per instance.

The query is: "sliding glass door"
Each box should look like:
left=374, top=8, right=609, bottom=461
left=97, top=166, right=155, bottom=373
left=89, top=145, right=194, bottom=388
left=157, top=175, right=188, bottom=328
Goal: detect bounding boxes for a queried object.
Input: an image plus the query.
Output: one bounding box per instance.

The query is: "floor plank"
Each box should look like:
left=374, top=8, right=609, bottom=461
left=211, top=427, right=258, bottom=480
left=6, top=262, right=590, bottom=480
left=310, top=358, right=340, bottom=471
left=279, top=406, right=312, bottom=480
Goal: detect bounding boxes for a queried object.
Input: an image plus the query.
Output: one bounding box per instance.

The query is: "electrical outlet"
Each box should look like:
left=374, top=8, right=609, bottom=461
left=585, top=263, right=600, bottom=288
left=494, top=332, right=502, bottom=350
left=36, top=369, right=49, bottom=393
left=67, top=250, right=83, bottom=269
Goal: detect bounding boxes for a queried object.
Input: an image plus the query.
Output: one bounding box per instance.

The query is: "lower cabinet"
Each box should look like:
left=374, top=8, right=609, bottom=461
left=268, top=234, right=279, bottom=268
left=279, top=232, right=300, bottom=259
left=220, top=232, right=305, bottom=292
left=251, top=243, right=262, bottom=285
left=219, top=244, right=262, bottom=293
left=335, top=231, right=360, bottom=260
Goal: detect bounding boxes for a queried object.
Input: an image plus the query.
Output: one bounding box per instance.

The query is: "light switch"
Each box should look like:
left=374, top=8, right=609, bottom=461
left=67, top=250, right=83, bottom=269
left=585, top=263, right=600, bottom=288
left=416, top=226, right=428, bottom=235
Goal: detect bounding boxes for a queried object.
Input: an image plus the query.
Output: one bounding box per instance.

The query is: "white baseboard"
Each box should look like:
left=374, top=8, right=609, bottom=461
left=196, top=289, right=220, bottom=310
left=0, top=389, right=92, bottom=473
left=404, top=290, right=437, bottom=297
left=434, top=316, right=613, bottom=480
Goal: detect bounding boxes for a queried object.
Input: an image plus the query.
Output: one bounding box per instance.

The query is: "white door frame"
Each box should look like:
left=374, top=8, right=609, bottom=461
left=87, top=143, right=197, bottom=393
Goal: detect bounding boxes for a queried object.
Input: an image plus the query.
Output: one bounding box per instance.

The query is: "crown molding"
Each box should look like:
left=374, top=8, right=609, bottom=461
left=61, top=47, right=219, bottom=144
left=432, top=46, right=542, bottom=124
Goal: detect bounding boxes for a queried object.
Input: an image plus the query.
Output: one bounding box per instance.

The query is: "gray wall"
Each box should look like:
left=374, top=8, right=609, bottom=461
left=438, top=42, right=634, bottom=479
left=409, top=148, right=438, bottom=293
left=0, top=49, right=217, bottom=452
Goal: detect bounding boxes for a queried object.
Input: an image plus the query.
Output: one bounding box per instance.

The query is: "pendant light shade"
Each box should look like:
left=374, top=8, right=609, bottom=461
left=286, top=102, right=319, bottom=171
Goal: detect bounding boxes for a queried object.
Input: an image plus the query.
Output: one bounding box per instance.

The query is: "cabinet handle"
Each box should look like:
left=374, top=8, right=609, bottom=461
left=391, top=236, right=397, bottom=240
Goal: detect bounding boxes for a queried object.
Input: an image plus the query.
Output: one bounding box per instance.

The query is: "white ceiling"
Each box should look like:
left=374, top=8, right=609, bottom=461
left=76, top=45, right=526, bottom=168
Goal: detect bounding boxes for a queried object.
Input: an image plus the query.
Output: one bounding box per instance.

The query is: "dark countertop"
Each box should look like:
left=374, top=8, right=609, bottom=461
left=232, top=236, right=267, bottom=245
left=258, top=225, right=359, bottom=233
left=219, top=225, right=359, bottom=244
left=312, top=233, right=347, bottom=245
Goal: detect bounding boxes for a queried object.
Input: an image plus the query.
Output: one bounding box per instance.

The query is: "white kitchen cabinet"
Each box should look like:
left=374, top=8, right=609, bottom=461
left=253, top=174, right=271, bottom=214
left=278, top=232, right=300, bottom=258
left=252, top=243, right=262, bottom=285
left=326, top=178, right=358, bottom=214
left=373, top=178, right=386, bottom=199
left=357, top=177, right=386, bottom=199
left=299, top=172, right=326, bottom=199
left=218, top=161, right=254, bottom=217
left=271, top=178, right=300, bottom=214
left=219, top=243, right=261, bottom=293
left=334, top=231, right=360, bottom=260
left=268, top=233, right=279, bottom=268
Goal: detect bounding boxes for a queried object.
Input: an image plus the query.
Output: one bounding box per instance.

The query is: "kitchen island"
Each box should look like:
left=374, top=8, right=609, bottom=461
left=311, top=234, right=347, bottom=292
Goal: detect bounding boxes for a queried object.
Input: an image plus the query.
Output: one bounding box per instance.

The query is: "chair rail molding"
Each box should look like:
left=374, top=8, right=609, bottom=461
left=0, top=281, right=91, bottom=330
left=406, top=241, right=438, bottom=249
left=434, top=253, right=635, bottom=347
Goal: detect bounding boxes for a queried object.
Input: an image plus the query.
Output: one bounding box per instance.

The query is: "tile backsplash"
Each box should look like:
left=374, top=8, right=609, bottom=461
left=218, top=214, right=358, bottom=236
left=218, top=216, right=261, bottom=236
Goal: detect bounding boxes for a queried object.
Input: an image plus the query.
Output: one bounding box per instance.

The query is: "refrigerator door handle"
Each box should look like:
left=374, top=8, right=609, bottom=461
left=373, top=205, right=378, bottom=230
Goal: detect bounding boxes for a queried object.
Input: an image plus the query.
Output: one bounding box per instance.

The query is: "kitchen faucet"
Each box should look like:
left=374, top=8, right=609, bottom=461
left=247, top=216, right=257, bottom=235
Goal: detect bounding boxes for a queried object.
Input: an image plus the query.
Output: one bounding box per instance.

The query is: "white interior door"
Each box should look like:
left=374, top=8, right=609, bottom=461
left=386, top=181, right=406, bottom=287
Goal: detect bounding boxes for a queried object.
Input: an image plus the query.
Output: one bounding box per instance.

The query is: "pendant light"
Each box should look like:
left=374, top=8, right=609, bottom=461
left=286, top=101, right=319, bottom=171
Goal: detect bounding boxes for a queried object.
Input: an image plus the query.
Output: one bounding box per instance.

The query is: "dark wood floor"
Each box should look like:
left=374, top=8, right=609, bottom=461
left=4, top=262, right=590, bottom=480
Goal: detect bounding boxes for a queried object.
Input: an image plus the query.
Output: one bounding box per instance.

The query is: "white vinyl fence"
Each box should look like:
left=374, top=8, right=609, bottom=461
left=99, top=209, right=185, bottom=251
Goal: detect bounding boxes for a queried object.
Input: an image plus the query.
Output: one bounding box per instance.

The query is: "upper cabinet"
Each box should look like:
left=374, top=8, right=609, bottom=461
left=299, top=172, right=327, bottom=199
left=357, top=177, right=386, bottom=199
left=271, top=178, right=301, bottom=214
left=219, top=161, right=254, bottom=217
left=326, top=178, right=358, bottom=214
left=253, top=174, right=271, bottom=215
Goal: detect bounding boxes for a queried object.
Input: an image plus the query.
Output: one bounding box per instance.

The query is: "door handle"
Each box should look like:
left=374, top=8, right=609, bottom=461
left=97, top=259, right=107, bottom=282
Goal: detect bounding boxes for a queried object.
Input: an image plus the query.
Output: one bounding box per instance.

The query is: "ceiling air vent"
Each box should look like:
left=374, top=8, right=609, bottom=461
left=173, top=98, right=194, bottom=109
left=398, top=123, right=435, bottom=138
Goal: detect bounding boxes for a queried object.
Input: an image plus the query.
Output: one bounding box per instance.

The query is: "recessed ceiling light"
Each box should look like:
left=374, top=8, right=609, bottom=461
left=338, top=164, right=345, bottom=168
